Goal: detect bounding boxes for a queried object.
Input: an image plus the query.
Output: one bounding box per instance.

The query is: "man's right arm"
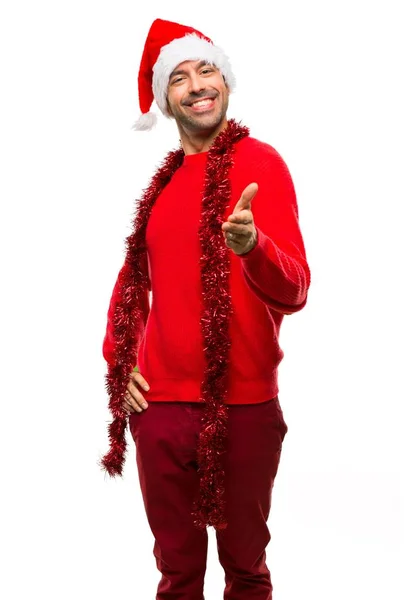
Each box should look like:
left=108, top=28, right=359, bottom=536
left=102, top=256, right=151, bottom=366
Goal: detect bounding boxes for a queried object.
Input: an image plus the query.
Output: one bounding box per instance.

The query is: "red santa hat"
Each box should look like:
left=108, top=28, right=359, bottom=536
left=132, top=18, right=236, bottom=131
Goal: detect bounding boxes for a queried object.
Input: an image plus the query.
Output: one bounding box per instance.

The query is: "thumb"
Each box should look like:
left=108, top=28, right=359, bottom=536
left=233, top=182, right=259, bottom=213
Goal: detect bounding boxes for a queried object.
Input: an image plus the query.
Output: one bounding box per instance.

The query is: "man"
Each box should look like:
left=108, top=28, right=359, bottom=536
left=100, top=18, right=311, bottom=600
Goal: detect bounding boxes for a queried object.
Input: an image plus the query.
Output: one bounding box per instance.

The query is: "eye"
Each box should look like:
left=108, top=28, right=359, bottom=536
left=201, top=68, right=214, bottom=74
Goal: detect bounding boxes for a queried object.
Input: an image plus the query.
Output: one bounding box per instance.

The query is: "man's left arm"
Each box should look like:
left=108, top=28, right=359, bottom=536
left=236, top=151, right=311, bottom=314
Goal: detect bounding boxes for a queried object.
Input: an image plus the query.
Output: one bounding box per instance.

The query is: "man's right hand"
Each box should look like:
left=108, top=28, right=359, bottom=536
left=123, top=368, right=150, bottom=413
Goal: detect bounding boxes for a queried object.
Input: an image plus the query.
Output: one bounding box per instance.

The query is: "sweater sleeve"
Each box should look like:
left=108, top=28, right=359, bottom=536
left=102, top=254, right=151, bottom=366
left=238, top=149, right=311, bottom=314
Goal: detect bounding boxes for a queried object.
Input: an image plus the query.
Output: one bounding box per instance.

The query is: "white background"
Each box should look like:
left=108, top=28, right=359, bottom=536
left=1, top=1, right=413, bottom=598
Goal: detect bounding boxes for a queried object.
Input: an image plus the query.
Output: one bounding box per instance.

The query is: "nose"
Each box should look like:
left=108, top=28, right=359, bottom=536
left=188, top=72, right=206, bottom=95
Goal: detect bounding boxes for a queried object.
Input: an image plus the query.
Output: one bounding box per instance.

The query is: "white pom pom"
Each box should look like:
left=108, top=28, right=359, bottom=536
left=131, top=112, right=157, bottom=131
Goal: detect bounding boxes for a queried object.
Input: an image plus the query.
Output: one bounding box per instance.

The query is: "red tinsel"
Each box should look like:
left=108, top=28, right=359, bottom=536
left=100, top=119, right=250, bottom=530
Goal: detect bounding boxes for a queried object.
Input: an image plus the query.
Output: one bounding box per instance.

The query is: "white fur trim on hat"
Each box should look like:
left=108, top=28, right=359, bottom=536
left=131, top=111, right=158, bottom=131
left=152, top=33, right=236, bottom=117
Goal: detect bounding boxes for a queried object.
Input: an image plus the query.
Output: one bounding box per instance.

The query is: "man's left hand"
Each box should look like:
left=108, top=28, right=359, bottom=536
left=222, top=183, right=259, bottom=256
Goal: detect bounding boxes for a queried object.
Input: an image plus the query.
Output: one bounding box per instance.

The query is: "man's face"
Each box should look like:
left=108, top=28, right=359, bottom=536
left=166, top=59, right=229, bottom=132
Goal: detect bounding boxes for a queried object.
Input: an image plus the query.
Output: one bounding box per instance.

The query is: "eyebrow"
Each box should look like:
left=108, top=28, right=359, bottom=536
left=169, top=60, right=214, bottom=80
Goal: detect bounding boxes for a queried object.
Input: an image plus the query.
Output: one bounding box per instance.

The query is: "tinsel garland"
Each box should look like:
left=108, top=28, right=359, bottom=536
left=100, top=119, right=250, bottom=530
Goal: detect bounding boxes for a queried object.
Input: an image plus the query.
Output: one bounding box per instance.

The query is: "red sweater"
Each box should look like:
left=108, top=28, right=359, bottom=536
left=103, top=135, right=311, bottom=404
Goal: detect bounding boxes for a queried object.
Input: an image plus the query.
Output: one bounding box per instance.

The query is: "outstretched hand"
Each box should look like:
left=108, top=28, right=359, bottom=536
left=222, top=183, right=259, bottom=255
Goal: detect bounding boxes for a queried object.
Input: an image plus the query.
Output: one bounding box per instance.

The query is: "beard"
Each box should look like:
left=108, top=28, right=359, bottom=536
left=169, top=93, right=229, bottom=133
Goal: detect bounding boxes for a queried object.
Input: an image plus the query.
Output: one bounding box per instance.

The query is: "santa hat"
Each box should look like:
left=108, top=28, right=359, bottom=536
left=132, top=18, right=236, bottom=131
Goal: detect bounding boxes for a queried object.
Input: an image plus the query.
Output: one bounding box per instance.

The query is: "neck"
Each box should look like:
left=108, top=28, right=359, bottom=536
left=177, top=117, right=229, bottom=155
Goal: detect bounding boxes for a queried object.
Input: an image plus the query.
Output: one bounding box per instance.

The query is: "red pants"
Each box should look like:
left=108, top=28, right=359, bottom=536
left=129, top=396, right=288, bottom=600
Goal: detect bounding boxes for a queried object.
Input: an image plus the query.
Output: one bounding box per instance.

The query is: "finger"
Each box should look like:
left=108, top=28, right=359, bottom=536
left=125, top=390, right=143, bottom=413
left=127, top=399, right=143, bottom=413
left=224, top=233, right=242, bottom=247
left=130, top=370, right=150, bottom=392
left=122, top=401, right=137, bottom=414
left=233, top=182, right=258, bottom=213
left=222, top=222, right=250, bottom=236
left=127, top=379, right=150, bottom=403
left=228, top=209, right=252, bottom=223
left=125, top=388, right=147, bottom=411
left=122, top=398, right=137, bottom=413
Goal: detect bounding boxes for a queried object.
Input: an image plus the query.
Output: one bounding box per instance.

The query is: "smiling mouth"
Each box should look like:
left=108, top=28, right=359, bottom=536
left=187, top=97, right=216, bottom=112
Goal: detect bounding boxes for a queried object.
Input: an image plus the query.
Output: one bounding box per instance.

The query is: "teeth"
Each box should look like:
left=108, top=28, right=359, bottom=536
left=192, top=99, right=213, bottom=107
